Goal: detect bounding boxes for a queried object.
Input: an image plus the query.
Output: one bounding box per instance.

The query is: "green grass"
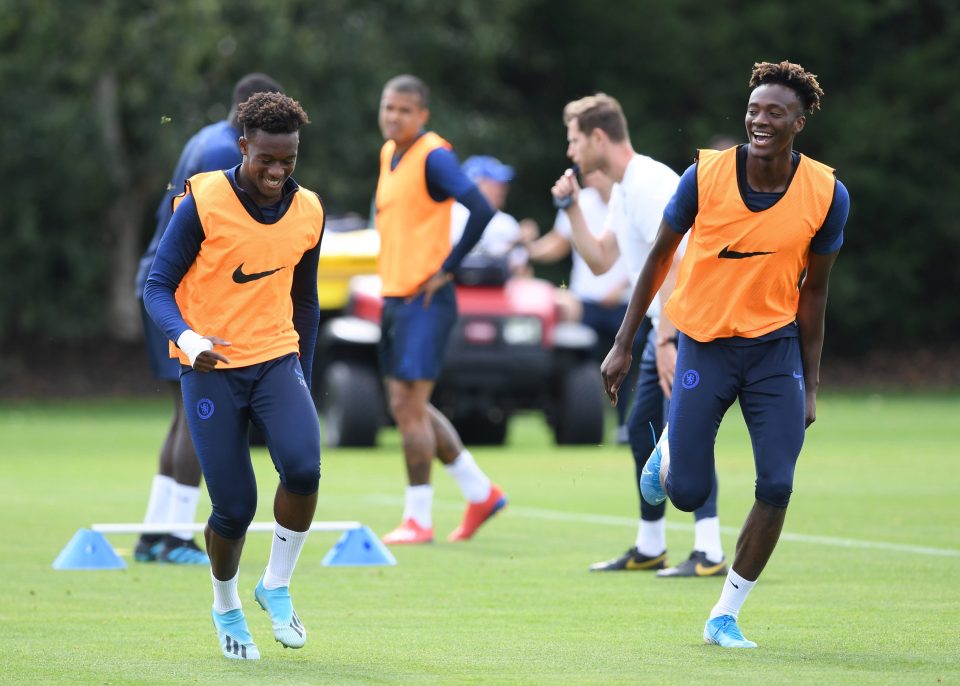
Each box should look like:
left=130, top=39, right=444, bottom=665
left=1, top=394, right=958, bottom=685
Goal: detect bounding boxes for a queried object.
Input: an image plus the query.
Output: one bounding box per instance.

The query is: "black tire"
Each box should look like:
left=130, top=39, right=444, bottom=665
left=453, top=411, right=508, bottom=446
left=322, top=361, right=382, bottom=447
left=554, top=361, right=605, bottom=445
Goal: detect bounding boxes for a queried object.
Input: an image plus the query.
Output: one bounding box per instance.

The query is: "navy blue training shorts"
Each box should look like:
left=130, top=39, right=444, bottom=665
left=666, top=331, right=806, bottom=510
left=179, top=353, right=321, bottom=539
left=378, top=281, right=458, bottom=381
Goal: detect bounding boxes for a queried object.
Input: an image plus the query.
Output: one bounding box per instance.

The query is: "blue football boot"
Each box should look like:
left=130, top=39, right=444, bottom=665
left=212, top=608, right=260, bottom=660
left=640, top=425, right=669, bottom=506
left=703, top=615, right=758, bottom=648
left=254, top=574, right=306, bottom=649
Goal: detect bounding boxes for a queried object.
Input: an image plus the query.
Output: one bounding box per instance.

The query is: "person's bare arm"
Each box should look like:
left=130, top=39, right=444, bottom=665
left=797, top=250, right=840, bottom=427
left=551, top=170, right=620, bottom=274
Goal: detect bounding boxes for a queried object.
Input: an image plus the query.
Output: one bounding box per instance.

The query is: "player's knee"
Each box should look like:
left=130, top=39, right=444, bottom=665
left=281, top=459, right=321, bottom=495
left=668, top=480, right=711, bottom=513
left=209, top=495, right=257, bottom=539
left=755, top=477, right=793, bottom=509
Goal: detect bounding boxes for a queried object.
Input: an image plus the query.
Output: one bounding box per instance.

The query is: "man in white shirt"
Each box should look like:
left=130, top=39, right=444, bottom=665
left=522, top=169, right=637, bottom=439
left=551, top=93, right=725, bottom=577
left=450, top=155, right=529, bottom=276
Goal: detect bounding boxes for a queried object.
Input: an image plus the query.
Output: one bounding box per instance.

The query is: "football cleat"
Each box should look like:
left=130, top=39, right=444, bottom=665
left=212, top=608, right=260, bottom=660
left=448, top=484, right=508, bottom=541
left=254, top=575, right=306, bottom=649
left=656, top=550, right=727, bottom=578
left=703, top=615, right=757, bottom=648
left=640, top=429, right=669, bottom=506
left=589, top=546, right=667, bottom=572
left=158, top=538, right=210, bottom=565
left=382, top=518, right=435, bottom=545
left=133, top=535, right=165, bottom=562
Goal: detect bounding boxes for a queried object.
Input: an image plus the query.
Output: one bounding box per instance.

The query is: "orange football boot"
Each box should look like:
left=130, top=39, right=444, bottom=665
left=448, top=484, right=507, bottom=541
left=381, top=518, right=434, bottom=545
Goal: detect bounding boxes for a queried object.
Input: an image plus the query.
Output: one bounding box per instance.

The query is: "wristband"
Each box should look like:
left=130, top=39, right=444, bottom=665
left=176, top=329, right=213, bottom=366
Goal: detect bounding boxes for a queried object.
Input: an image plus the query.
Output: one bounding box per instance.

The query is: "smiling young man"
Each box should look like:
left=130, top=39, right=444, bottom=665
left=601, top=61, right=850, bottom=648
left=375, top=74, right=507, bottom=545
left=550, top=95, right=727, bottom=578
left=144, top=92, right=324, bottom=660
left=133, top=73, right=282, bottom=567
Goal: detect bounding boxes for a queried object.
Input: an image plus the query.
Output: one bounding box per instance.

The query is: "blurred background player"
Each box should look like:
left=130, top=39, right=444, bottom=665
left=133, top=72, right=283, bottom=565
left=450, top=155, right=530, bottom=277
left=375, top=75, right=507, bottom=545
left=521, top=168, right=637, bottom=441
left=550, top=94, right=726, bottom=577
left=144, top=92, right=323, bottom=659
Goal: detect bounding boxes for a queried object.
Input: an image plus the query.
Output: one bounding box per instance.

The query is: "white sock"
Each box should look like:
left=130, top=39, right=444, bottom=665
left=403, top=485, right=434, bottom=528
left=262, top=523, right=309, bottom=590
left=169, top=482, right=202, bottom=541
left=693, top=516, right=724, bottom=563
left=211, top=570, right=241, bottom=614
left=143, top=475, right=174, bottom=525
left=444, top=450, right=492, bottom=503
left=635, top=517, right=666, bottom=557
left=710, top=568, right=756, bottom=619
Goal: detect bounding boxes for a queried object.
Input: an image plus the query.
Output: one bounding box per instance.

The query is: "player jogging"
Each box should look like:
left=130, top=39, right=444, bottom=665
left=144, top=92, right=324, bottom=660
left=601, top=61, right=850, bottom=648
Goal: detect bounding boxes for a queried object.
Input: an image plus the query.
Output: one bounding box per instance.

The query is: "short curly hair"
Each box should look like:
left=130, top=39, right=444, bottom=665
left=237, top=92, right=310, bottom=135
left=750, top=61, right=824, bottom=113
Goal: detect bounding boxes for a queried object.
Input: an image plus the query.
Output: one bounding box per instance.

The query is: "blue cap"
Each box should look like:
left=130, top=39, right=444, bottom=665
left=462, top=155, right=515, bottom=183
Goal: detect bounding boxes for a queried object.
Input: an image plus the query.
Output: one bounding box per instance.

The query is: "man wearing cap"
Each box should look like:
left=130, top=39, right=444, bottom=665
left=450, top=155, right=529, bottom=276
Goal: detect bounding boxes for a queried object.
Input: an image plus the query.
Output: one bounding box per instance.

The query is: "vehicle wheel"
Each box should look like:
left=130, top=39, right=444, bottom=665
left=554, top=361, right=605, bottom=445
left=453, top=411, right=508, bottom=446
left=322, top=361, right=382, bottom=447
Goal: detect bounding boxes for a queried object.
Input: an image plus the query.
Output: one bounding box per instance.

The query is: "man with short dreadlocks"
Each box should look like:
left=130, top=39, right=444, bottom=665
left=144, top=91, right=325, bottom=660
left=601, top=61, right=850, bottom=648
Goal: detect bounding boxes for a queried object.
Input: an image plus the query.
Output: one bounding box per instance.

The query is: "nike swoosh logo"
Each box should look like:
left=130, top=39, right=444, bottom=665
left=718, top=245, right=775, bottom=259
left=792, top=371, right=803, bottom=379
left=730, top=580, right=740, bottom=589
left=695, top=561, right=727, bottom=576
left=626, top=553, right=666, bottom=570
left=233, top=263, right=283, bottom=284
left=276, top=533, right=287, bottom=541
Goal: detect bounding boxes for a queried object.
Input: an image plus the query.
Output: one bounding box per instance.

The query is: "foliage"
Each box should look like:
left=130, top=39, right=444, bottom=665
left=1, top=0, right=957, bottom=351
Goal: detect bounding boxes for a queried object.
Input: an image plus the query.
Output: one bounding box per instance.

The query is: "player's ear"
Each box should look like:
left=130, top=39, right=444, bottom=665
left=239, top=136, right=249, bottom=157
left=793, top=114, right=806, bottom=135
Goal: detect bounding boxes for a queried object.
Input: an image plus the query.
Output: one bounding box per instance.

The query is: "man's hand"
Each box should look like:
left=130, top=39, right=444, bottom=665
left=805, top=389, right=817, bottom=428
left=415, top=270, right=453, bottom=308
left=601, top=341, right=633, bottom=406
left=655, top=338, right=677, bottom=398
left=193, top=336, right=231, bottom=372
left=551, top=168, right=580, bottom=208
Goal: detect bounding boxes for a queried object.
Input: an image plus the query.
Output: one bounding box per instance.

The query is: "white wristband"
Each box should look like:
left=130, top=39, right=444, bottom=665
left=176, top=329, right=213, bottom=366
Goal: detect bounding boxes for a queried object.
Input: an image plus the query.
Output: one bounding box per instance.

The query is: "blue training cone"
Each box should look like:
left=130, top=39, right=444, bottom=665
left=322, top=526, right=397, bottom=567
left=53, top=529, right=127, bottom=570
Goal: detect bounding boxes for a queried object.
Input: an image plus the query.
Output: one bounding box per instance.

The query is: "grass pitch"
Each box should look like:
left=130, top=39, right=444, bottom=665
left=1, top=393, right=958, bottom=685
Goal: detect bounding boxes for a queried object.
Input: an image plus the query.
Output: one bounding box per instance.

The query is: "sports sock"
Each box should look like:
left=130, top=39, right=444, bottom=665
left=169, top=482, right=202, bottom=541
left=444, top=449, right=492, bottom=503
left=143, top=474, right=174, bottom=525
left=403, top=485, right=434, bottom=528
left=635, top=517, right=666, bottom=557
left=211, top=570, right=241, bottom=614
left=693, top=516, right=724, bottom=563
left=262, top=523, right=309, bottom=590
left=710, top=568, right=756, bottom=619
